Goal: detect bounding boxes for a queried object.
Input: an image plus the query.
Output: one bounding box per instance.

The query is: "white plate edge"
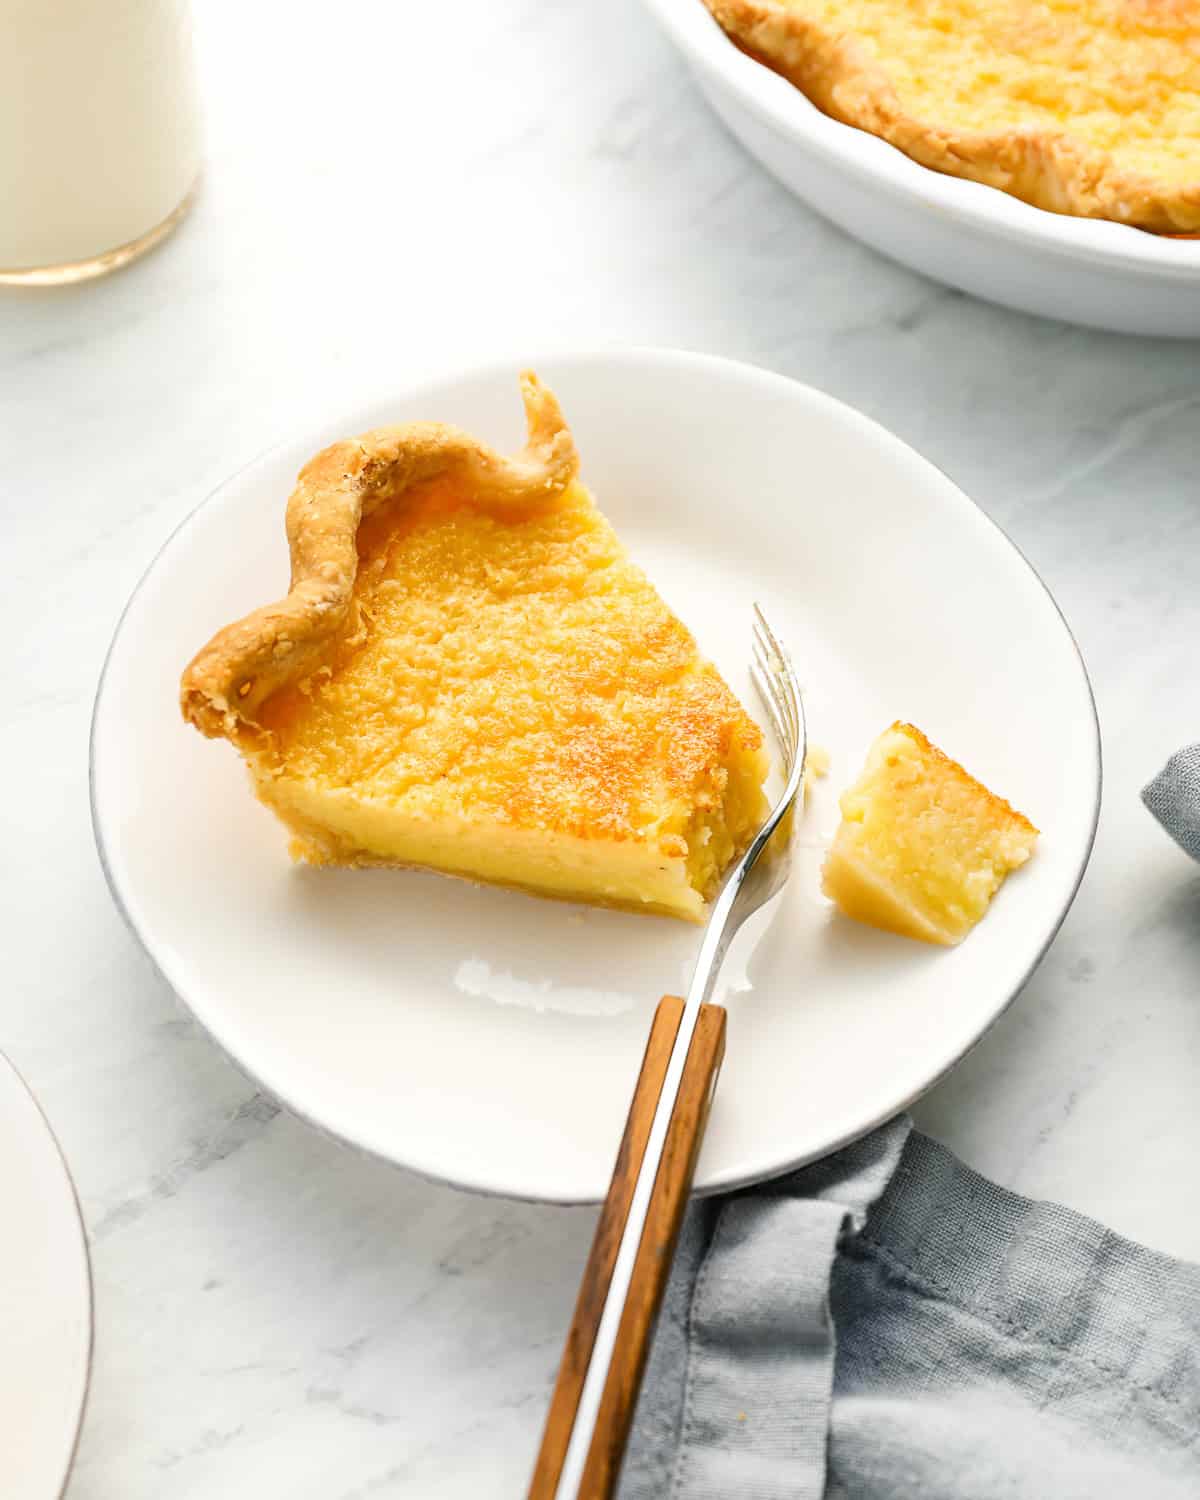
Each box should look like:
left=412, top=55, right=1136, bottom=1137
left=0, top=1051, right=94, bottom=1498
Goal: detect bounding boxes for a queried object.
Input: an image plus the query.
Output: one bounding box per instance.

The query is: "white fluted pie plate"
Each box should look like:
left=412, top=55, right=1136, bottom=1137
left=91, top=349, right=1099, bottom=1203
left=641, top=0, right=1200, bottom=336
left=0, top=1052, right=92, bottom=1498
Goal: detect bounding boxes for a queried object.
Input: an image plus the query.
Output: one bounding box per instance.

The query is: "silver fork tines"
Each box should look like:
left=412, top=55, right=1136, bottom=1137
left=751, top=606, right=801, bottom=775
left=677, top=605, right=808, bottom=1019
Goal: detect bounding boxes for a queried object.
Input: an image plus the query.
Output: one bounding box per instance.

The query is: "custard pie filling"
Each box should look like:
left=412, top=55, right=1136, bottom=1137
left=180, top=376, right=769, bottom=920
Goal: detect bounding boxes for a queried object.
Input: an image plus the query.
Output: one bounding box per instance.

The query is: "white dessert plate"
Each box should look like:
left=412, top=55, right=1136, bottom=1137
left=641, top=0, right=1200, bottom=337
left=92, top=349, right=1099, bottom=1203
left=0, top=1052, right=92, bottom=1498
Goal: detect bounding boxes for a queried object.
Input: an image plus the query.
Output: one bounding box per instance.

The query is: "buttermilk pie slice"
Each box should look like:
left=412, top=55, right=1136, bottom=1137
left=180, top=375, right=769, bottom=920
left=822, top=723, right=1038, bottom=946
left=705, top=0, right=1200, bottom=232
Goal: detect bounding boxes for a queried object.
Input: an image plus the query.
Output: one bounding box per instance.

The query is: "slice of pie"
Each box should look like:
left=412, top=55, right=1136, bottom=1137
left=705, top=0, right=1200, bottom=232
left=180, top=374, right=769, bottom=920
left=821, top=722, right=1038, bottom=946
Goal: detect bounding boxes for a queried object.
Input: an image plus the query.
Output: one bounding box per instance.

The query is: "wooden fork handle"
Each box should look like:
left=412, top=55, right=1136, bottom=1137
left=528, top=995, right=727, bottom=1500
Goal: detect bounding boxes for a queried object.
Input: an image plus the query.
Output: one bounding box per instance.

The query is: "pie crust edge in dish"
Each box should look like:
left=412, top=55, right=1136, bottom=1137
left=704, top=0, right=1200, bottom=233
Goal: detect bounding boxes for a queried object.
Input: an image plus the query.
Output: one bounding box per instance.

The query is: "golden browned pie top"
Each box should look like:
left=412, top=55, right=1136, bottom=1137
left=181, top=373, right=580, bottom=743
left=706, top=0, right=1200, bottom=231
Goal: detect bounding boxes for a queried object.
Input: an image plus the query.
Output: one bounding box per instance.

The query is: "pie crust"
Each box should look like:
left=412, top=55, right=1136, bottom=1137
left=182, top=374, right=579, bottom=743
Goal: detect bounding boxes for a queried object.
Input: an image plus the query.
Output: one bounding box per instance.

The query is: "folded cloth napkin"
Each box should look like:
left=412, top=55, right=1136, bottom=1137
left=1143, top=745, right=1200, bottom=861
left=619, top=1119, right=1200, bottom=1499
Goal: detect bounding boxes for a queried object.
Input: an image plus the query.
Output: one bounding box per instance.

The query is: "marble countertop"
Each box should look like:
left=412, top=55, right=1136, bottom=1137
left=4, top=2, right=1199, bottom=1494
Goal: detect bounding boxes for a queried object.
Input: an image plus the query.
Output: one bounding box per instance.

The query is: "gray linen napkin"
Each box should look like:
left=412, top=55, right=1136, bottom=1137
left=1143, top=745, right=1200, bottom=861
left=620, top=1119, right=1200, bottom=1498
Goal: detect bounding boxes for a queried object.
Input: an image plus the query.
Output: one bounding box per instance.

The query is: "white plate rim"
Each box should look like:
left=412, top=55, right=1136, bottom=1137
left=91, top=346, right=1101, bottom=1204
left=0, top=1050, right=93, bottom=1497
left=641, top=0, right=1200, bottom=280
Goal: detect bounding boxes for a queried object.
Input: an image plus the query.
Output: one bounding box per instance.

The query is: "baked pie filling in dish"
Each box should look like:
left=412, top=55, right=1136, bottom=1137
left=180, top=374, right=769, bottom=921
left=704, top=0, right=1200, bottom=232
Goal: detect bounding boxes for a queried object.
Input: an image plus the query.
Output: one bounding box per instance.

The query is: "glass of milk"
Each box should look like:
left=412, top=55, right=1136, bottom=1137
left=0, top=0, right=201, bottom=285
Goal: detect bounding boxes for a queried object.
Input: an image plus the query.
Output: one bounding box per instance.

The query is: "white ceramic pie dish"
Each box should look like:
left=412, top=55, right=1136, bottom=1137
left=92, top=348, right=1100, bottom=1204
left=641, top=0, right=1200, bottom=337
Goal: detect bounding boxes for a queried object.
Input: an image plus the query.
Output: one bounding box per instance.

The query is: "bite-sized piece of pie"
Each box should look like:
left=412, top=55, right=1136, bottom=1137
left=180, top=374, right=769, bottom=921
left=704, top=0, right=1200, bottom=232
left=821, top=723, right=1037, bottom=946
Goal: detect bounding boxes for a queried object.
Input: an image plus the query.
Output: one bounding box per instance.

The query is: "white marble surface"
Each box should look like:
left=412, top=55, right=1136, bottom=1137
left=3, top=2, right=1200, bottom=1494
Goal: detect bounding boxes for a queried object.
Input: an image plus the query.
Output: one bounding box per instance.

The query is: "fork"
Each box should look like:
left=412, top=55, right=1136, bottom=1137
left=528, top=605, right=807, bottom=1500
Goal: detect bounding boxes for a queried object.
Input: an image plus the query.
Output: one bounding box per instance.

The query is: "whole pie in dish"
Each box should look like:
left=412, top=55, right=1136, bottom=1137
left=704, top=0, right=1200, bottom=232
left=180, top=374, right=769, bottom=920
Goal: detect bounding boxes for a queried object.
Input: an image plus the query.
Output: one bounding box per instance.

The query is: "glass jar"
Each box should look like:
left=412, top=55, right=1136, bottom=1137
left=0, top=0, right=201, bottom=285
